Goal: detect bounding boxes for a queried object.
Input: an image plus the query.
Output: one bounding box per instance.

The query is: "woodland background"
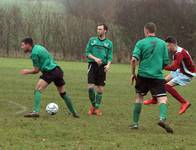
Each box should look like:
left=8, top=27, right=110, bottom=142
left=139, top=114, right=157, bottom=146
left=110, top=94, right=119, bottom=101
left=0, top=0, right=196, bottom=62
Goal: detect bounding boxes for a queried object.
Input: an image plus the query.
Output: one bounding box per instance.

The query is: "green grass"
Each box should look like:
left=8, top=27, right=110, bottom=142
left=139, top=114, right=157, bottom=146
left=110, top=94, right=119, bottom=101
left=0, top=58, right=196, bottom=150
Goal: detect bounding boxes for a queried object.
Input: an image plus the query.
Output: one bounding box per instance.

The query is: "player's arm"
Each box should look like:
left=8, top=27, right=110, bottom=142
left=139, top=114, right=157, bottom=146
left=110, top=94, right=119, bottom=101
left=163, top=44, right=169, bottom=67
left=130, top=42, right=141, bottom=85
left=21, top=54, right=40, bottom=75
left=20, top=67, right=40, bottom=75
left=87, top=54, right=102, bottom=65
left=104, top=43, right=113, bottom=72
left=164, top=53, right=183, bottom=71
left=85, top=38, right=102, bottom=65
left=130, top=56, right=138, bottom=85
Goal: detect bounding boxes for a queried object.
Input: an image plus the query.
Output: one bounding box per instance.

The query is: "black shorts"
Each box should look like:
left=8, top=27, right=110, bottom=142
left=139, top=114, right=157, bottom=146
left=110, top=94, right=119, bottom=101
left=87, top=62, right=106, bottom=86
left=40, top=66, right=65, bottom=87
left=135, top=75, right=166, bottom=97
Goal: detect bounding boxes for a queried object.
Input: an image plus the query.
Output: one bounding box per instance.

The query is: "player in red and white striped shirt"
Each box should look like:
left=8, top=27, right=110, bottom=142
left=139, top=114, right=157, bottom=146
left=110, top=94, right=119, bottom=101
left=144, top=36, right=195, bottom=114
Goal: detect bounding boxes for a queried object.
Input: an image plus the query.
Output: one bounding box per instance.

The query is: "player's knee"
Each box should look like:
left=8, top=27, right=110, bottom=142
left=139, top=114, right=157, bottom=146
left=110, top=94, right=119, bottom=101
left=135, top=94, right=143, bottom=103
left=60, top=92, right=67, bottom=99
left=35, top=86, right=43, bottom=92
left=57, top=85, right=65, bottom=93
left=88, top=84, right=94, bottom=89
left=88, top=87, right=95, bottom=93
left=97, top=87, right=104, bottom=93
left=135, top=99, right=143, bottom=103
left=158, top=96, right=167, bottom=104
left=97, top=90, right=104, bottom=94
left=35, top=83, right=45, bottom=92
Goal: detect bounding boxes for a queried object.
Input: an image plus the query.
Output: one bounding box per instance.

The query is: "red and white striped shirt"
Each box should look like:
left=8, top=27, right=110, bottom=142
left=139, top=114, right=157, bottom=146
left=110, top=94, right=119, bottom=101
left=164, top=46, right=196, bottom=77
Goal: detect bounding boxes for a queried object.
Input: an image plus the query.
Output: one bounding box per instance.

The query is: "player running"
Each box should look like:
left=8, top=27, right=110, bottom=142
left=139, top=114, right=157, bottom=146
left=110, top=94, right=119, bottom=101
left=85, top=24, right=113, bottom=116
left=144, top=36, right=195, bottom=114
left=20, top=37, right=79, bottom=118
left=129, top=22, right=173, bottom=133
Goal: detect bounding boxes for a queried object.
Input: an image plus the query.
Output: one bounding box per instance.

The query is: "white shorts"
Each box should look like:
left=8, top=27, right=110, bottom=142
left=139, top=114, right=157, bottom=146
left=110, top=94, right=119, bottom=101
left=170, top=70, right=192, bottom=86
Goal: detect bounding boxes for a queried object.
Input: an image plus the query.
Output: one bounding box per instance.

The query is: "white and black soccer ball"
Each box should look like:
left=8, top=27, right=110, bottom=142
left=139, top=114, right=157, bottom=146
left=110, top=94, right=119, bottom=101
left=46, top=103, right=59, bottom=115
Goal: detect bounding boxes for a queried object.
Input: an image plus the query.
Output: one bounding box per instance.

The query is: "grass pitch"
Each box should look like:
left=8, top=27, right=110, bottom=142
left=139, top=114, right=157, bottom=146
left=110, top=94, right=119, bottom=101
left=0, top=58, right=196, bottom=150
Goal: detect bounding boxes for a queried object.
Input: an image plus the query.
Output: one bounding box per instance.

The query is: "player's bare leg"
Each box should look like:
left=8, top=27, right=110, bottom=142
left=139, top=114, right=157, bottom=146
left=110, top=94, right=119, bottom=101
left=157, top=96, right=173, bottom=133
left=57, top=85, right=79, bottom=118
left=129, top=94, right=143, bottom=129
left=88, top=84, right=96, bottom=115
left=165, top=74, right=173, bottom=82
left=24, top=79, right=48, bottom=118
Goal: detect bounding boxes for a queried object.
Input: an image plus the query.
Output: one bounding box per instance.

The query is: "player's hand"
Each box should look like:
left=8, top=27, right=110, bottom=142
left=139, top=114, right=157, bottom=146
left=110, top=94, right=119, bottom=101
left=104, top=64, right=110, bottom=72
left=130, top=74, right=137, bottom=85
left=20, top=69, right=30, bottom=75
left=95, top=58, right=102, bottom=65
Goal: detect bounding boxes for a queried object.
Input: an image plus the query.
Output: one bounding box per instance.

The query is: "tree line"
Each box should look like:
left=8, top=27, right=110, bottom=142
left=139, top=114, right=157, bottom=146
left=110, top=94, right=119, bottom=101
left=0, top=0, right=196, bottom=62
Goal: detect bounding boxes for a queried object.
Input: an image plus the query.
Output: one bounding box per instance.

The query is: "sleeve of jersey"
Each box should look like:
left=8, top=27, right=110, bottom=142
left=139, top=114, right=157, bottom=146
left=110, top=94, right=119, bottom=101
left=163, top=45, right=169, bottom=67
left=85, top=39, right=92, bottom=57
left=31, top=54, right=39, bottom=68
left=164, top=52, right=183, bottom=71
left=132, top=42, right=141, bottom=60
left=108, top=42, right=113, bottom=62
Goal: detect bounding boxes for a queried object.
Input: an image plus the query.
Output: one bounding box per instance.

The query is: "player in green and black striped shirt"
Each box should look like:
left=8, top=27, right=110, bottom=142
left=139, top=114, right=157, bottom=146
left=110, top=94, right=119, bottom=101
left=85, top=24, right=113, bottom=116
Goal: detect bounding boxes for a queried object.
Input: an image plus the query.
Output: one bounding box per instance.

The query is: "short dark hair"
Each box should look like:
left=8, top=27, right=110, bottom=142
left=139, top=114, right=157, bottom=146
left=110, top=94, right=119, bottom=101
left=144, top=22, right=157, bottom=33
left=21, top=37, right=34, bottom=46
left=165, top=36, right=177, bottom=44
left=97, top=24, right=108, bottom=31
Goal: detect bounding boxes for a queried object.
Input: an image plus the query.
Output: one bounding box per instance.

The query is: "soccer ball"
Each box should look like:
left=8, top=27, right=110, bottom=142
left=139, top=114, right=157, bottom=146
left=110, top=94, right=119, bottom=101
left=46, top=103, right=59, bottom=115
